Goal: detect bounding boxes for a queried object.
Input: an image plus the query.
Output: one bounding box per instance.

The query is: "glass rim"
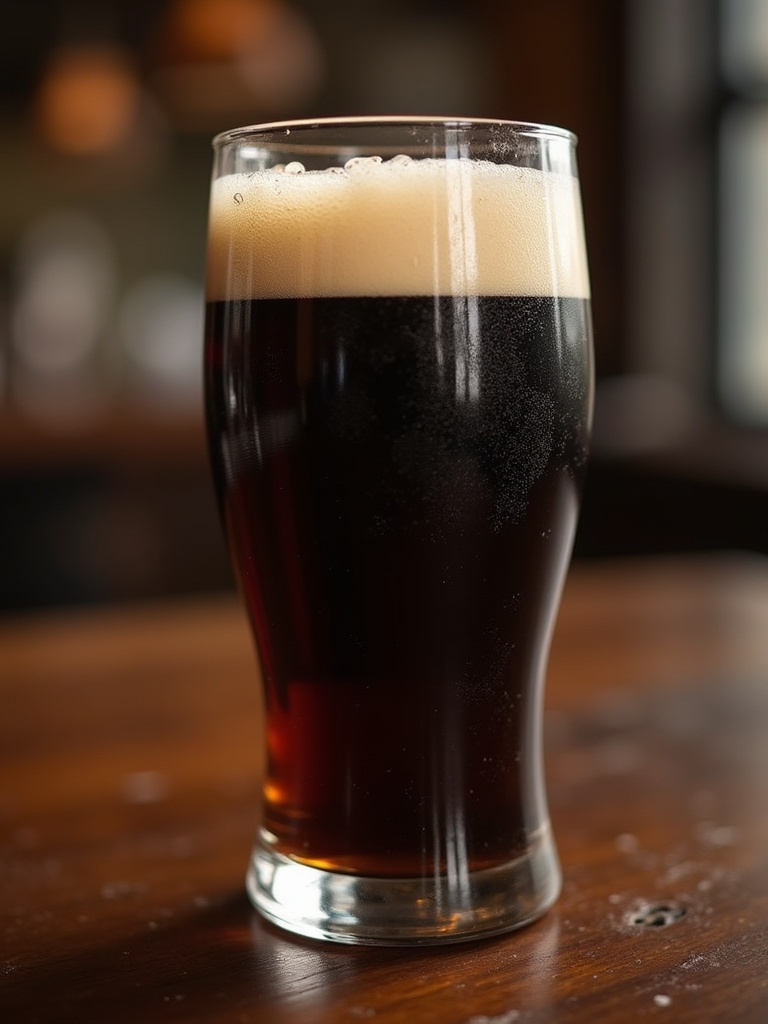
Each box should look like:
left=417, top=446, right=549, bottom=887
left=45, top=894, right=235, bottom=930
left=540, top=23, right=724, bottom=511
left=212, top=116, right=577, bottom=148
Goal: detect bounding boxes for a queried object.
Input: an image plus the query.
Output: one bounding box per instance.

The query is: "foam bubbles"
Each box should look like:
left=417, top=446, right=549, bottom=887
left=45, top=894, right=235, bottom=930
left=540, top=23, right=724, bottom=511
left=343, top=155, right=383, bottom=171
left=207, top=157, right=590, bottom=301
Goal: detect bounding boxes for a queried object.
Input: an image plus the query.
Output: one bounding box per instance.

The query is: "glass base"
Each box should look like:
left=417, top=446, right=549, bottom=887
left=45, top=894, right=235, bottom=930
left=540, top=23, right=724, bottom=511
left=246, top=825, right=561, bottom=946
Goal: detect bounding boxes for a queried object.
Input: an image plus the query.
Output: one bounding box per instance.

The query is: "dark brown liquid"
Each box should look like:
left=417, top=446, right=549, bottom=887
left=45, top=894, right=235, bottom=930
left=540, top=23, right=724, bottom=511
left=205, top=295, right=592, bottom=876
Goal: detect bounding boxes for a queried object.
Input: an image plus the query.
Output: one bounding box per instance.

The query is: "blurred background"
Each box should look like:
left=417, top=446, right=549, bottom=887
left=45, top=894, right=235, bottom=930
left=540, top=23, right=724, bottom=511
left=1, top=0, right=767, bottom=612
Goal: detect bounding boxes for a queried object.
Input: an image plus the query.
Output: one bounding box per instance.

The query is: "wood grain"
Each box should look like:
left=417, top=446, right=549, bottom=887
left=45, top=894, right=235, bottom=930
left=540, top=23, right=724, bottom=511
left=2, top=555, right=768, bottom=1022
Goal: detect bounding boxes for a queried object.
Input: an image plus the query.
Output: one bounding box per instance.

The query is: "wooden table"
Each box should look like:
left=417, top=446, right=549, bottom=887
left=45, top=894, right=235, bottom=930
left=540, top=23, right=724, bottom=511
left=2, top=555, right=768, bottom=1022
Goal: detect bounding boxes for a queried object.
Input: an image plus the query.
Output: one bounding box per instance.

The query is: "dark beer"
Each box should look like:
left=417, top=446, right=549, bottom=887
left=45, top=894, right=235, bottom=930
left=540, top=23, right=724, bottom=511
left=205, top=155, right=592, bottom=879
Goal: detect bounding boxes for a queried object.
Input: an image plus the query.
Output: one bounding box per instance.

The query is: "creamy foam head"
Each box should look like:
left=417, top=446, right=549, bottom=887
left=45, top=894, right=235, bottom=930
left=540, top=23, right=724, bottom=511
left=206, top=157, right=590, bottom=300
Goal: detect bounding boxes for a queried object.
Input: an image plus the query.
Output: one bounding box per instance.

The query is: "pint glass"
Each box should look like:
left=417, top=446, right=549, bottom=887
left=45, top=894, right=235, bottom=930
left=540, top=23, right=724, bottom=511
left=204, top=118, right=593, bottom=944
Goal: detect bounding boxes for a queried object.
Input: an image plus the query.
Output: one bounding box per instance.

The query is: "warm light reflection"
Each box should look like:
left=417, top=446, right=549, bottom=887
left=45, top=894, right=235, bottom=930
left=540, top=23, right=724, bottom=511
left=151, top=0, right=324, bottom=128
left=35, top=46, right=140, bottom=156
left=160, top=0, right=279, bottom=61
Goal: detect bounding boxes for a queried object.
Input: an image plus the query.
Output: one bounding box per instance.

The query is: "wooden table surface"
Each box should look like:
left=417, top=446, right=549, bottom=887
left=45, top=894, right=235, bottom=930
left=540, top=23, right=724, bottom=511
left=2, top=555, right=768, bottom=1023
